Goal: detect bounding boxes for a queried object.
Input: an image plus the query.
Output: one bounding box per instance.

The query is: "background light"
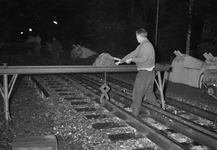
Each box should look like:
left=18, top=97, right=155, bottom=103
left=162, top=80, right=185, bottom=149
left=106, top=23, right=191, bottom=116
left=53, top=21, right=58, bottom=24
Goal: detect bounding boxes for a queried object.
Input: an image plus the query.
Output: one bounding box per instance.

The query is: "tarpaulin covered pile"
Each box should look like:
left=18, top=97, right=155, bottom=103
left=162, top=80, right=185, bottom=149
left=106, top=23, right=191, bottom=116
left=70, top=45, right=98, bottom=61
left=168, top=51, right=217, bottom=88
left=93, top=53, right=116, bottom=67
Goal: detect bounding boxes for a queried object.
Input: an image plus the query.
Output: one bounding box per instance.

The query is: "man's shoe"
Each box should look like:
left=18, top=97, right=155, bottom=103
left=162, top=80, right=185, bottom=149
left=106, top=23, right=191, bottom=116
left=143, top=109, right=151, bottom=116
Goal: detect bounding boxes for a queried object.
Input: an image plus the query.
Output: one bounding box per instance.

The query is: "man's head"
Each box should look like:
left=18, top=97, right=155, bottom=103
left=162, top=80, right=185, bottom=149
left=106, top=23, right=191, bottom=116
left=135, top=28, right=148, bottom=43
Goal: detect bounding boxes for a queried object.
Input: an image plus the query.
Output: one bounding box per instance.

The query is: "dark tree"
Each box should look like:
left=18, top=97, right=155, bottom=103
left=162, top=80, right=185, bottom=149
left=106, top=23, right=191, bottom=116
left=196, top=0, right=217, bottom=59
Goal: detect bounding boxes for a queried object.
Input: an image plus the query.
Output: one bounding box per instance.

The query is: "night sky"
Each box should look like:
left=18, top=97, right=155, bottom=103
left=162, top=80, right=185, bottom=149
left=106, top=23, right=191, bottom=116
left=1, top=0, right=88, bottom=41
left=0, top=0, right=149, bottom=42
left=1, top=0, right=217, bottom=60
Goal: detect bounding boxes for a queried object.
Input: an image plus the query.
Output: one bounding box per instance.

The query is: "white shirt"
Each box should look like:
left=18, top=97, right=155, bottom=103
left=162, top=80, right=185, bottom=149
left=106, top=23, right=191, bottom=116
left=138, top=66, right=155, bottom=71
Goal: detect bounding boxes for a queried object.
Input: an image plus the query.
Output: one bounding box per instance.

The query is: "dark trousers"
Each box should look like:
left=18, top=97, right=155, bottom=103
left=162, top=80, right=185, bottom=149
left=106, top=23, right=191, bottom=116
left=53, top=52, right=60, bottom=62
left=131, top=69, right=158, bottom=114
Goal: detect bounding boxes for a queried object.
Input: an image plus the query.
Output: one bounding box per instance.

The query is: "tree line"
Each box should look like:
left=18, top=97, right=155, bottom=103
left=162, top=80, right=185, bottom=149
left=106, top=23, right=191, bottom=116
left=0, top=0, right=217, bottom=62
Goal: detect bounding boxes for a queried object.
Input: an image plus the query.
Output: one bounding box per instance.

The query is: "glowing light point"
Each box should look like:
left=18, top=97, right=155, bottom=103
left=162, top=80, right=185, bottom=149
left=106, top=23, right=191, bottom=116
left=20, top=32, right=23, bottom=34
left=53, top=21, right=58, bottom=24
left=29, top=28, right=32, bottom=32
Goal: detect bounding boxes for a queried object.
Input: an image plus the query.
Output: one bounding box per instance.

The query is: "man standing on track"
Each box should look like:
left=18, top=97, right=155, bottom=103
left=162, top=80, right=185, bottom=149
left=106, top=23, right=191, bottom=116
left=116, top=28, right=159, bottom=116
left=34, top=34, right=41, bottom=56
left=52, top=36, right=63, bottom=63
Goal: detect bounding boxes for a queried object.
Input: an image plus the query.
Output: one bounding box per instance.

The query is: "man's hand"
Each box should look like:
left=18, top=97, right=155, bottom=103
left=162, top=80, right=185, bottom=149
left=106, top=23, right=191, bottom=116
left=113, top=57, right=121, bottom=65
left=125, top=58, right=132, bottom=64
left=115, top=60, right=121, bottom=65
left=113, top=57, right=121, bottom=61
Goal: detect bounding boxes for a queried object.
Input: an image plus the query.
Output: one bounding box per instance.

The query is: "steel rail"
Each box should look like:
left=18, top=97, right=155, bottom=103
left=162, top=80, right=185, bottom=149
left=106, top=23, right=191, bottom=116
left=61, top=75, right=187, bottom=150
left=30, top=76, right=50, bottom=98
left=96, top=74, right=217, bottom=123
left=0, top=65, right=137, bottom=74
left=94, top=73, right=133, bottom=90
left=159, top=95, right=217, bottom=122
left=0, top=65, right=170, bottom=74
left=74, top=74, right=217, bottom=149
left=111, top=90, right=217, bottom=149
left=142, top=103, right=217, bottom=149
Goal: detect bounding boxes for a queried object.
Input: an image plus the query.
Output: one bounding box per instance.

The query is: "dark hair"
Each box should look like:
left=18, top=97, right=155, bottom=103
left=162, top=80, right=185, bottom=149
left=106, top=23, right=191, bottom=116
left=135, top=28, right=148, bottom=37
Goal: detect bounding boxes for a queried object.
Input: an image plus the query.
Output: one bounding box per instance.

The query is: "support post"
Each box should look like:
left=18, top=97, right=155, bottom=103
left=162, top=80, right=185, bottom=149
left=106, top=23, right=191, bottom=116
left=1, top=63, right=18, bottom=128
left=155, top=71, right=168, bottom=109
left=3, top=74, right=10, bottom=125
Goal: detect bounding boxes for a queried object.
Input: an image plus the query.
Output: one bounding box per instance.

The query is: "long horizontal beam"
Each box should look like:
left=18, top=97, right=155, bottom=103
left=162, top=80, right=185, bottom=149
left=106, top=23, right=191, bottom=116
left=0, top=64, right=170, bottom=128
left=0, top=65, right=170, bottom=74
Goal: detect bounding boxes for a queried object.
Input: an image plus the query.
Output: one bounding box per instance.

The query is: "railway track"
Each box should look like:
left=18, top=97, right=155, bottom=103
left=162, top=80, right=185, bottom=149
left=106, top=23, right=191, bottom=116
left=93, top=73, right=217, bottom=122
left=30, top=73, right=217, bottom=150
left=30, top=75, right=162, bottom=150
left=77, top=73, right=217, bottom=148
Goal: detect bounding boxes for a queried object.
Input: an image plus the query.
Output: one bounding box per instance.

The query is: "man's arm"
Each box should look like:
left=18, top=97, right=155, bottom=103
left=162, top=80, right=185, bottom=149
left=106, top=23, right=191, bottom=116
left=120, top=49, right=137, bottom=63
left=131, top=51, right=148, bottom=63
